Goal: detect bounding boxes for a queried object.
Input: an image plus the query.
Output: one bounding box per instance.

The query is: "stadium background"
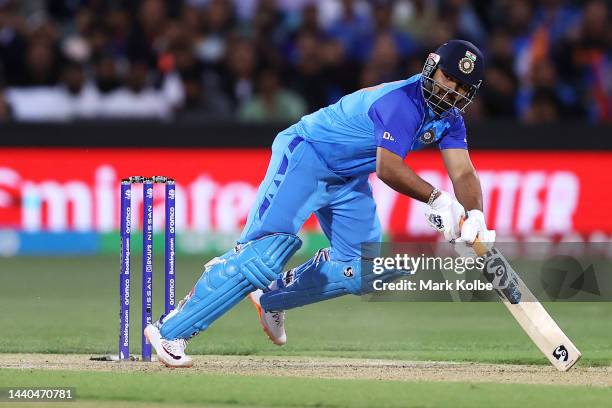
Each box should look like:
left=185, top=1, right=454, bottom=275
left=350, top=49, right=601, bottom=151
left=0, top=0, right=610, bottom=257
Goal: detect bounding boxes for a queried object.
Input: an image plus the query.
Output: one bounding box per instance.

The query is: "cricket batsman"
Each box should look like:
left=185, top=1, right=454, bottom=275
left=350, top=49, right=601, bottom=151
left=144, top=39, right=496, bottom=367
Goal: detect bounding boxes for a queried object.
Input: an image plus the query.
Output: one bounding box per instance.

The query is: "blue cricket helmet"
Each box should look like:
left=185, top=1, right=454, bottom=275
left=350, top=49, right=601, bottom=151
left=436, top=39, right=484, bottom=88
left=421, top=39, right=484, bottom=117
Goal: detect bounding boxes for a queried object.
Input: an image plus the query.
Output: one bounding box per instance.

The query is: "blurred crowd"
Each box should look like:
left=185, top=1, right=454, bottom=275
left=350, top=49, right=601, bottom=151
left=0, top=0, right=609, bottom=123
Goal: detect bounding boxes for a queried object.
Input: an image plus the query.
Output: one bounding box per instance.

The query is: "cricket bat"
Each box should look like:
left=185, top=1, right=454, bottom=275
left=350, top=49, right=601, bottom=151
left=471, top=238, right=582, bottom=371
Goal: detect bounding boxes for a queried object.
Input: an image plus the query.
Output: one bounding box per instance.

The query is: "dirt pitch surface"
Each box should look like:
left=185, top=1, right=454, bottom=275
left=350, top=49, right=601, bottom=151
left=1, top=354, right=610, bottom=387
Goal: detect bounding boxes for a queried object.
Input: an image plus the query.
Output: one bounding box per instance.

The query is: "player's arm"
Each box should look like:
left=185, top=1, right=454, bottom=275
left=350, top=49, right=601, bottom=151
left=376, top=147, right=436, bottom=202
left=440, top=148, right=482, bottom=211
left=441, top=148, right=495, bottom=243
left=376, top=146, right=464, bottom=241
left=370, top=94, right=462, bottom=240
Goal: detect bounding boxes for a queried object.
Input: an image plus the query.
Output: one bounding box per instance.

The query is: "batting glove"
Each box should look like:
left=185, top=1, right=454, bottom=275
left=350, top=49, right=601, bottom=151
left=457, top=209, right=496, bottom=245
left=424, top=191, right=465, bottom=242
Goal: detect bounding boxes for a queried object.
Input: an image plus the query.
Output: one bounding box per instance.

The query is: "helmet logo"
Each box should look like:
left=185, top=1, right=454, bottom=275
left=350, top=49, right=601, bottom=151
left=459, top=50, right=477, bottom=74
left=459, top=57, right=474, bottom=74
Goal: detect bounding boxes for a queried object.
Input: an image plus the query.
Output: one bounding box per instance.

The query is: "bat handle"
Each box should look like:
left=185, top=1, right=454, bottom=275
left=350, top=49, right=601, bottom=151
left=458, top=216, right=489, bottom=257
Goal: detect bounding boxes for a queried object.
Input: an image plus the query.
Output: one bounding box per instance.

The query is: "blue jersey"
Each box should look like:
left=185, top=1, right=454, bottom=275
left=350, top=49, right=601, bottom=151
left=289, top=74, right=467, bottom=177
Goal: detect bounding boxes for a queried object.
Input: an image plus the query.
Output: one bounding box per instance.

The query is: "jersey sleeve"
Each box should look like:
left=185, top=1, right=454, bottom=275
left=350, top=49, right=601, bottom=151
left=439, top=114, right=468, bottom=150
left=368, top=89, right=420, bottom=158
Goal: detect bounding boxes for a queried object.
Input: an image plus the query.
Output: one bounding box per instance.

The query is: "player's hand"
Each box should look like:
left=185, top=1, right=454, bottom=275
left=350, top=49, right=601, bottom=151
left=457, top=209, right=496, bottom=245
left=424, top=191, right=465, bottom=241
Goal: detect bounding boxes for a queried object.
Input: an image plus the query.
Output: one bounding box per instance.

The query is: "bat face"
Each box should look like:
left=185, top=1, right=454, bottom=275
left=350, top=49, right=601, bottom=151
left=472, top=241, right=582, bottom=371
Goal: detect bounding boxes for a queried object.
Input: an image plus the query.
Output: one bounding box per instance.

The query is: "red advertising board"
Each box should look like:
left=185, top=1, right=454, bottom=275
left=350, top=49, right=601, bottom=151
left=0, top=148, right=610, bottom=239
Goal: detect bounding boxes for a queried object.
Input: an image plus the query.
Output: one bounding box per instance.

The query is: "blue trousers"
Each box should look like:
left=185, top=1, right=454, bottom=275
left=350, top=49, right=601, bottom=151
left=159, top=129, right=382, bottom=339
left=240, top=129, right=381, bottom=261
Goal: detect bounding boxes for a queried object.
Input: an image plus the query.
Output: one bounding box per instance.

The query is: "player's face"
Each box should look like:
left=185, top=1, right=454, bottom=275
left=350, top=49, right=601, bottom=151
left=429, top=69, right=472, bottom=114
left=432, top=69, right=470, bottom=99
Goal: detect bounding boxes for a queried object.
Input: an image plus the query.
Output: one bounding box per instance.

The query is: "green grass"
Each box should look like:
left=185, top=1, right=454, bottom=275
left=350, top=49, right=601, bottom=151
left=1, top=255, right=611, bottom=407
left=1, top=369, right=611, bottom=408
left=1, top=255, right=610, bottom=366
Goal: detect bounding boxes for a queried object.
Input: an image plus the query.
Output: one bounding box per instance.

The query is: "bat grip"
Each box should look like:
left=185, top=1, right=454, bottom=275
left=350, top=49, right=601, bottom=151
left=458, top=216, right=489, bottom=257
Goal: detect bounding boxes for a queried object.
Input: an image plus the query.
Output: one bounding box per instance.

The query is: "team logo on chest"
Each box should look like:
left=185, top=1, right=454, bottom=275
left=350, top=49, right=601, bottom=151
left=419, top=129, right=436, bottom=144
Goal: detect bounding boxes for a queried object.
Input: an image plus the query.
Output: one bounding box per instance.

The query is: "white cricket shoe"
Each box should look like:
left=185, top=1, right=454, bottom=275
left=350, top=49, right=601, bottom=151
left=248, top=289, right=286, bottom=346
left=144, top=323, right=193, bottom=368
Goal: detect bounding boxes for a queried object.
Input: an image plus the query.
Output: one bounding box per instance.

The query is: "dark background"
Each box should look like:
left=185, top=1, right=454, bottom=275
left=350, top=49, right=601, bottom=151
left=2, top=121, right=610, bottom=149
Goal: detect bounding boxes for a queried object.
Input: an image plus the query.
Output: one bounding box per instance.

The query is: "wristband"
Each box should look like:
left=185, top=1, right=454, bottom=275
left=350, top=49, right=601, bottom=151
left=427, top=188, right=440, bottom=207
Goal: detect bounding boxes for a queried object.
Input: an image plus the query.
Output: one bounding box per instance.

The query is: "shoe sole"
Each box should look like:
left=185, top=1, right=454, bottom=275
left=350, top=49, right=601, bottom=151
left=248, top=293, right=285, bottom=346
left=144, top=326, right=194, bottom=368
